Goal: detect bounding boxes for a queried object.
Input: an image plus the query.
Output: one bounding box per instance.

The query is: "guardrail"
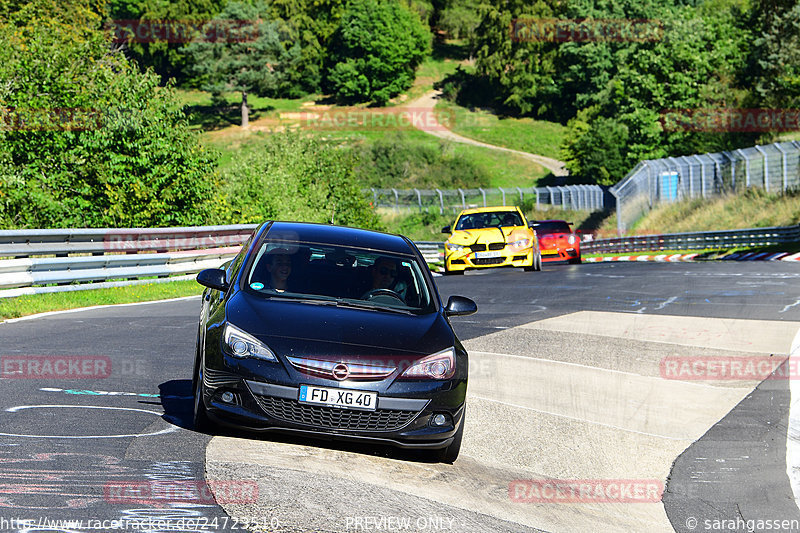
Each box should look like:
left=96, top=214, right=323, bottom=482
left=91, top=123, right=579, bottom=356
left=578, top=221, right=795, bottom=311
left=0, top=227, right=446, bottom=299
left=582, top=224, right=800, bottom=253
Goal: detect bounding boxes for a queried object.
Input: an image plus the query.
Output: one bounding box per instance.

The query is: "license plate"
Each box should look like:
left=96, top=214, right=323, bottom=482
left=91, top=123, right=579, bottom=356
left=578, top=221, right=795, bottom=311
left=298, top=385, right=377, bottom=411
left=541, top=249, right=559, bottom=255
left=474, top=250, right=501, bottom=259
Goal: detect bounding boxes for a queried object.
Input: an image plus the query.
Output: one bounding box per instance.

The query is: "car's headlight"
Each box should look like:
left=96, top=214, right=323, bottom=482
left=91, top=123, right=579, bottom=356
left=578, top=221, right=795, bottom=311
left=223, top=323, right=277, bottom=361
left=446, top=242, right=465, bottom=251
left=509, top=238, right=531, bottom=248
left=568, top=235, right=576, bottom=245
left=401, top=348, right=456, bottom=380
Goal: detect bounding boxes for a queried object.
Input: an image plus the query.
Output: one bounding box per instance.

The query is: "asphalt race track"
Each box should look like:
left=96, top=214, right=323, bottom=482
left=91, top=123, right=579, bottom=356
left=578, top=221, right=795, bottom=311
left=2, top=260, right=800, bottom=532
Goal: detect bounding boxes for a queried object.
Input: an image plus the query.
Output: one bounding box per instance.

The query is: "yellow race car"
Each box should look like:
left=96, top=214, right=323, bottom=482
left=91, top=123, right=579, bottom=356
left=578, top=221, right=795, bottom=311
left=441, top=206, right=542, bottom=274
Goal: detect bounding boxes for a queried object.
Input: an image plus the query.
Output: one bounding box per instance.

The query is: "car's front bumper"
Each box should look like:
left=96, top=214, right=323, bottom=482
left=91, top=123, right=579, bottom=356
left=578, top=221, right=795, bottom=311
left=199, top=371, right=465, bottom=449
left=445, top=247, right=533, bottom=272
left=540, top=246, right=579, bottom=261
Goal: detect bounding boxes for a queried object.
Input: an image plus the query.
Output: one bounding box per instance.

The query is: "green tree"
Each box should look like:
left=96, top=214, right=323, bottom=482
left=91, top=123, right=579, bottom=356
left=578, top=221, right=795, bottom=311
left=183, top=1, right=302, bottom=127
left=746, top=1, right=800, bottom=109
left=106, top=0, right=227, bottom=84
left=265, top=0, right=348, bottom=94
left=325, top=0, right=432, bottom=105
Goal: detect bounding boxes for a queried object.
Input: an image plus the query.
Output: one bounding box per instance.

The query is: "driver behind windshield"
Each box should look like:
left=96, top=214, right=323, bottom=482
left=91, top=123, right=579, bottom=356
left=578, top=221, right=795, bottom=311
left=370, top=257, right=399, bottom=291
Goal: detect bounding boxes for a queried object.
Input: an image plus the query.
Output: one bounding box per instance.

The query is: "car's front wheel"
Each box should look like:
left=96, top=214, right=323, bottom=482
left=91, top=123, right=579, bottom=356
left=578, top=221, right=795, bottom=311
left=436, top=411, right=465, bottom=463
left=524, top=249, right=542, bottom=272
left=193, top=365, right=211, bottom=432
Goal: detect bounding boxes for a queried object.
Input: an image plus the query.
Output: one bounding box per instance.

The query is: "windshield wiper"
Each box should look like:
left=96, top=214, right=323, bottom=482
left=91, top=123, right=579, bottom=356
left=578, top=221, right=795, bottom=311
left=333, top=299, right=414, bottom=315
left=264, top=293, right=337, bottom=305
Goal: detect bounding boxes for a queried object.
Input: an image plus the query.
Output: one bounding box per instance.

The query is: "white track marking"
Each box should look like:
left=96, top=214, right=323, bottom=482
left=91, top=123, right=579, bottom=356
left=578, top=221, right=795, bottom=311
left=0, top=405, right=178, bottom=438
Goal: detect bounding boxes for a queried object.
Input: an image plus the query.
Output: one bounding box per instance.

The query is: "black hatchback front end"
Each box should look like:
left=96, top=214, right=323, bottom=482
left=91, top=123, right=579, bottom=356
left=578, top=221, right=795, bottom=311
left=193, top=221, right=477, bottom=462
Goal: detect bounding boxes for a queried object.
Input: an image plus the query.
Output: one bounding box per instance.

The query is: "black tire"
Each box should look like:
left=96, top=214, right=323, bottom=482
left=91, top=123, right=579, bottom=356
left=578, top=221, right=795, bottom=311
left=569, top=255, right=582, bottom=265
left=436, top=411, right=465, bottom=463
left=193, top=365, right=211, bottom=432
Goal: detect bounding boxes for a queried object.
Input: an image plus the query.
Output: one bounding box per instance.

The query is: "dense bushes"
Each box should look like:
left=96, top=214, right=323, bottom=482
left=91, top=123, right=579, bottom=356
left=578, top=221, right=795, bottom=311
left=221, top=133, right=383, bottom=231
left=351, top=134, right=490, bottom=189
left=0, top=1, right=217, bottom=229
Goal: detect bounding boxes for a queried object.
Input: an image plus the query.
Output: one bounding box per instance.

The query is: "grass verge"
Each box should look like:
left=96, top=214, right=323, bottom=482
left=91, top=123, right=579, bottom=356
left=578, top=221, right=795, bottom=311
left=0, top=279, right=203, bottom=321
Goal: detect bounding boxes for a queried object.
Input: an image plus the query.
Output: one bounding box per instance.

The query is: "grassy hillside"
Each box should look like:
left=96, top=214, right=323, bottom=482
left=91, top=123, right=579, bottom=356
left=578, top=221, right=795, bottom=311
left=596, top=188, right=800, bottom=238
left=435, top=99, right=567, bottom=161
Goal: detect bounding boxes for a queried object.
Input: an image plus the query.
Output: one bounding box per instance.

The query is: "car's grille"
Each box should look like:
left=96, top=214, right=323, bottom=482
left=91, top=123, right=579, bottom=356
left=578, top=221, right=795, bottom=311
left=473, top=257, right=504, bottom=265
left=254, top=395, right=418, bottom=432
left=488, top=242, right=506, bottom=251
left=469, top=244, right=486, bottom=252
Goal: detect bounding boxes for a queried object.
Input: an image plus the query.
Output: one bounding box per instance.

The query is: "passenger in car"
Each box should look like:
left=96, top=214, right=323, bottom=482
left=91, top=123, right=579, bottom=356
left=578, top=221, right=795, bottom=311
left=263, top=249, right=293, bottom=292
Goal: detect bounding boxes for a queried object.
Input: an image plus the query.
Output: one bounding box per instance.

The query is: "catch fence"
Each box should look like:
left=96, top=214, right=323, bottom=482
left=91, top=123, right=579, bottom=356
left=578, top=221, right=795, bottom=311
left=611, top=141, right=800, bottom=235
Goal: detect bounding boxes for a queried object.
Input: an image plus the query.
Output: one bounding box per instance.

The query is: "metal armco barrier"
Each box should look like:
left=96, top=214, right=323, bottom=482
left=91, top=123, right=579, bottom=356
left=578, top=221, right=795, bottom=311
left=582, top=224, right=800, bottom=254
left=0, top=227, right=446, bottom=299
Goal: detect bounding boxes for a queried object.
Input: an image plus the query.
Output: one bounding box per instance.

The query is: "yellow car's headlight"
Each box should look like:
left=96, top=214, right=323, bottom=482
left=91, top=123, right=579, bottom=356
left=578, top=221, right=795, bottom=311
left=509, top=238, right=531, bottom=248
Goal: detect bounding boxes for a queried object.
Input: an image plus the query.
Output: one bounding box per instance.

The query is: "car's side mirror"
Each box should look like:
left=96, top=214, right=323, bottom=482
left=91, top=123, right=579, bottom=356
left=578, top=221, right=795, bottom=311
left=444, top=295, right=477, bottom=317
left=196, top=268, right=229, bottom=292
left=441, top=225, right=451, bottom=234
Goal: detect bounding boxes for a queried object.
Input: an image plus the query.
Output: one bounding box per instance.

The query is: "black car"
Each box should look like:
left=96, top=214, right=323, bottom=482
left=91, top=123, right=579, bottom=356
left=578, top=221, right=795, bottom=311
left=193, top=221, right=477, bottom=462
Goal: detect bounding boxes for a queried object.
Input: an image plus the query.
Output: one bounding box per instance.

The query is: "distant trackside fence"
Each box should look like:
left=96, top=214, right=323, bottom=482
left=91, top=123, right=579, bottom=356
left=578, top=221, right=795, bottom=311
left=612, top=141, right=800, bottom=235
left=367, top=185, right=607, bottom=213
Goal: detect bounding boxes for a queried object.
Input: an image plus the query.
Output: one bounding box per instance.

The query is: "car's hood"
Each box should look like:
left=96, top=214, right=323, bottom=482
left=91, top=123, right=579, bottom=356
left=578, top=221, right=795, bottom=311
left=225, top=292, right=453, bottom=358
left=448, top=226, right=532, bottom=245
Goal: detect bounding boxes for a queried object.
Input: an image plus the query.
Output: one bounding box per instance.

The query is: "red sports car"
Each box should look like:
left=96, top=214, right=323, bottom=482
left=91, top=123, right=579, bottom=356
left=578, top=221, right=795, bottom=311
left=532, top=220, right=581, bottom=264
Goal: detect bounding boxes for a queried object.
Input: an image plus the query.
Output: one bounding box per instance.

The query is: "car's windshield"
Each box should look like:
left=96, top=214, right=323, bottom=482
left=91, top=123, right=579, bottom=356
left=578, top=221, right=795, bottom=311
left=244, top=240, right=435, bottom=313
left=535, top=221, right=572, bottom=234
left=455, top=211, right=523, bottom=230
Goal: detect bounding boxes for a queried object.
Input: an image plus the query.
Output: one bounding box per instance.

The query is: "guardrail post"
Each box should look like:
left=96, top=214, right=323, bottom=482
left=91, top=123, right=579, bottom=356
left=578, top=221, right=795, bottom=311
left=499, top=187, right=506, bottom=206
left=479, top=187, right=486, bottom=207
left=458, top=188, right=465, bottom=209
left=517, top=187, right=524, bottom=206
left=391, top=188, right=399, bottom=212
left=414, top=188, right=422, bottom=212
left=436, top=189, right=444, bottom=214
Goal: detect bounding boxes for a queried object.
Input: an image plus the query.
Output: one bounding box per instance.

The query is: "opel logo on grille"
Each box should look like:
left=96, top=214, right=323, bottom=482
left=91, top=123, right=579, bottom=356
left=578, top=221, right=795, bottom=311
left=332, top=363, right=350, bottom=381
